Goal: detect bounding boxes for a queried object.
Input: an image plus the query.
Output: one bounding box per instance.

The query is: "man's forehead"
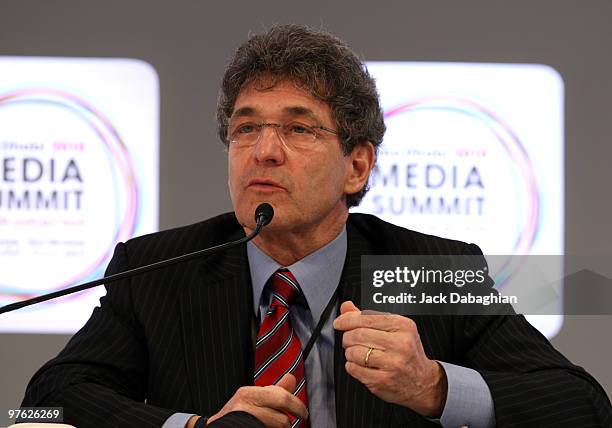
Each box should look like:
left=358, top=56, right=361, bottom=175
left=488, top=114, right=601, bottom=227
left=230, top=104, right=320, bottom=122
left=231, top=81, right=332, bottom=121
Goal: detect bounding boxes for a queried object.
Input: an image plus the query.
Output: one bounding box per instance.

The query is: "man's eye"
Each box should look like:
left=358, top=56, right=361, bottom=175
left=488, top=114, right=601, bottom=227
left=288, top=123, right=314, bottom=135
left=236, top=124, right=257, bottom=134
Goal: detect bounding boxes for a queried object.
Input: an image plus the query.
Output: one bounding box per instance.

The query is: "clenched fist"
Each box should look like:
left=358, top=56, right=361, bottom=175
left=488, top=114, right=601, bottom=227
left=333, top=301, right=447, bottom=418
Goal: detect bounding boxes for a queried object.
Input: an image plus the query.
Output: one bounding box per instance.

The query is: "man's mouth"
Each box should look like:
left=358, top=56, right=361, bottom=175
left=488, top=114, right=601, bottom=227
left=247, top=179, right=286, bottom=191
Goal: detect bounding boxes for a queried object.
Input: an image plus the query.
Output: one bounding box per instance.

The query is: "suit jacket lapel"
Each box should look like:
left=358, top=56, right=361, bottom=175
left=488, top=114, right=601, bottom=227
left=334, top=220, right=393, bottom=428
left=179, top=230, right=255, bottom=416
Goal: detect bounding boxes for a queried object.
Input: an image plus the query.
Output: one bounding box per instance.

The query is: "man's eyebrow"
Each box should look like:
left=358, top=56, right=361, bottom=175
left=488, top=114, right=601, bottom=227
left=230, top=106, right=256, bottom=119
left=282, top=106, right=320, bottom=122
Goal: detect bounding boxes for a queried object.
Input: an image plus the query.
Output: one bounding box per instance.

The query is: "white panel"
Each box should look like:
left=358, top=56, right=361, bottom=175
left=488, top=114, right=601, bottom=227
left=353, top=62, right=564, bottom=338
left=0, top=57, right=159, bottom=333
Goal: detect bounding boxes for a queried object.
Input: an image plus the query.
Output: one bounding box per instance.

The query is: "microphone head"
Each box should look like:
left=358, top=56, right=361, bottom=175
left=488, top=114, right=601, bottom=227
left=255, top=203, right=274, bottom=227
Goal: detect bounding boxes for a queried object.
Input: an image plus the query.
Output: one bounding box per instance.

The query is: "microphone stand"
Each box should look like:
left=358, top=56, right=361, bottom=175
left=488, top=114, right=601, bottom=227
left=0, top=211, right=270, bottom=315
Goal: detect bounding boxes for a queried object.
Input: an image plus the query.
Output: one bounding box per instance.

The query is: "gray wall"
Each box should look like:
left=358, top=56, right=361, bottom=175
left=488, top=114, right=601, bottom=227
left=1, top=0, right=611, bottom=414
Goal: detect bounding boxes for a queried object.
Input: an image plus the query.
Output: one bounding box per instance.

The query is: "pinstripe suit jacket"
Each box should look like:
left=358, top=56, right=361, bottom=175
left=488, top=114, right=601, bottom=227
left=22, top=212, right=611, bottom=427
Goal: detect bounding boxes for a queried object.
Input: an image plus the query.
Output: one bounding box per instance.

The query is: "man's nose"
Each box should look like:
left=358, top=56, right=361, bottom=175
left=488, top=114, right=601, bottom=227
left=254, top=125, right=286, bottom=165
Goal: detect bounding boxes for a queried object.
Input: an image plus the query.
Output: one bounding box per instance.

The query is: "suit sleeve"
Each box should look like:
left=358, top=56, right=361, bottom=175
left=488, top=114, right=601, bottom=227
left=20, top=242, right=177, bottom=428
left=459, top=244, right=612, bottom=427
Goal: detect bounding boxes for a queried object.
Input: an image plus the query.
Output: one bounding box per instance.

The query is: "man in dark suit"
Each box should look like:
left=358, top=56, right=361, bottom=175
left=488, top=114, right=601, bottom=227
left=22, top=24, right=611, bottom=427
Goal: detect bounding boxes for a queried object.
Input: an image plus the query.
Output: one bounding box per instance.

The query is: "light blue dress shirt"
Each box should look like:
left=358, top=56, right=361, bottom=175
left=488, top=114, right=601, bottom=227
left=163, top=226, right=495, bottom=427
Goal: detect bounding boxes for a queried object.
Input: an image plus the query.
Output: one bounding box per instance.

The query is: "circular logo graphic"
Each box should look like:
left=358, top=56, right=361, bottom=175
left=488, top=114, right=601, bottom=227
left=0, top=88, right=140, bottom=303
left=356, top=96, right=542, bottom=287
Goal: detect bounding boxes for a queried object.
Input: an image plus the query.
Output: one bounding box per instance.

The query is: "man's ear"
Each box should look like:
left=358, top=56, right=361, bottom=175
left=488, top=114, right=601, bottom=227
left=344, top=142, right=375, bottom=195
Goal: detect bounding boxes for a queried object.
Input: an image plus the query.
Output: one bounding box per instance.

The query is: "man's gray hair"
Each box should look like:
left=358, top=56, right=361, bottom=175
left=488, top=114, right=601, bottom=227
left=217, top=24, right=386, bottom=208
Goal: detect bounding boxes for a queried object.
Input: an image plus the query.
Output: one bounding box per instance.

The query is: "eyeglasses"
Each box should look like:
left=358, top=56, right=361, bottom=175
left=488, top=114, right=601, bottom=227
left=227, top=121, right=338, bottom=149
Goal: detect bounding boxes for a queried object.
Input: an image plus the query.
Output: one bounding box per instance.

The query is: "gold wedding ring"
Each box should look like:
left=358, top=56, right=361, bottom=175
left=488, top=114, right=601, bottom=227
left=364, top=347, right=374, bottom=368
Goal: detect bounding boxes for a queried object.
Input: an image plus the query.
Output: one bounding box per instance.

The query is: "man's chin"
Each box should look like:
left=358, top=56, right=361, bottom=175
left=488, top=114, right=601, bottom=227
left=237, top=209, right=294, bottom=236
left=234, top=205, right=274, bottom=233
left=235, top=199, right=284, bottom=227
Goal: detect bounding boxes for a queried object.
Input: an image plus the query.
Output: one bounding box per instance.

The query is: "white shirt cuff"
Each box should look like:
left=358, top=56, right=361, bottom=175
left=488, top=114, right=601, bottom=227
left=162, top=412, right=197, bottom=428
left=437, top=361, right=496, bottom=428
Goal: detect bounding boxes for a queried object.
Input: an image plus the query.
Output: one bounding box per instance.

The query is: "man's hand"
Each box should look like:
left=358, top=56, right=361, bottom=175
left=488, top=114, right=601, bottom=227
left=204, top=373, right=308, bottom=427
left=333, top=301, right=448, bottom=418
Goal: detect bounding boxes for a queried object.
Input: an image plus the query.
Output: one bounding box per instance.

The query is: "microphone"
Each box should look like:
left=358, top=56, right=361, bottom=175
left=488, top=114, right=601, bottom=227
left=255, top=202, right=274, bottom=227
left=0, top=203, right=275, bottom=315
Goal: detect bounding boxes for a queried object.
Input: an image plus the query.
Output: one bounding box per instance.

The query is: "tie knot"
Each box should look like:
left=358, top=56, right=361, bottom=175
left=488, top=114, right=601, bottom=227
left=268, top=269, right=302, bottom=308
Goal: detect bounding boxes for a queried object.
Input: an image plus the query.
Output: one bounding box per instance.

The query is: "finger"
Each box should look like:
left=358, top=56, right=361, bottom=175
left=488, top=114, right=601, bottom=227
left=345, top=360, right=387, bottom=385
left=341, top=327, right=392, bottom=350
left=340, top=300, right=360, bottom=314
left=275, top=372, right=296, bottom=393
left=254, top=385, right=309, bottom=420
left=274, top=373, right=308, bottom=420
left=334, top=311, right=404, bottom=332
left=334, top=310, right=412, bottom=333
left=345, top=345, right=385, bottom=370
left=361, top=309, right=390, bottom=315
left=247, top=405, right=294, bottom=428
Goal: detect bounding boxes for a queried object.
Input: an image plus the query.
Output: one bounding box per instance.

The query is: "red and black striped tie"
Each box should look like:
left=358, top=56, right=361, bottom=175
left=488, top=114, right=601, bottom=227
left=254, top=268, right=308, bottom=427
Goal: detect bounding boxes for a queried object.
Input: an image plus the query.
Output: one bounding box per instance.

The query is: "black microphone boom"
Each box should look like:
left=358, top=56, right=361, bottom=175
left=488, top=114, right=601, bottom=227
left=0, top=203, right=275, bottom=315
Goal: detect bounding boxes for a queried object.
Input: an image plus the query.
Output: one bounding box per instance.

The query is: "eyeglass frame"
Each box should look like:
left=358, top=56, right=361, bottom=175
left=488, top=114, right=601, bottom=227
left=226, top=121, right=339, bottom=148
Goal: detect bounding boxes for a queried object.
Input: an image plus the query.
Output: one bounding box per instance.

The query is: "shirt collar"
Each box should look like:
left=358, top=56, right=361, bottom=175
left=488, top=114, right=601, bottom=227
left=247, top=226, right=347, bottom=323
